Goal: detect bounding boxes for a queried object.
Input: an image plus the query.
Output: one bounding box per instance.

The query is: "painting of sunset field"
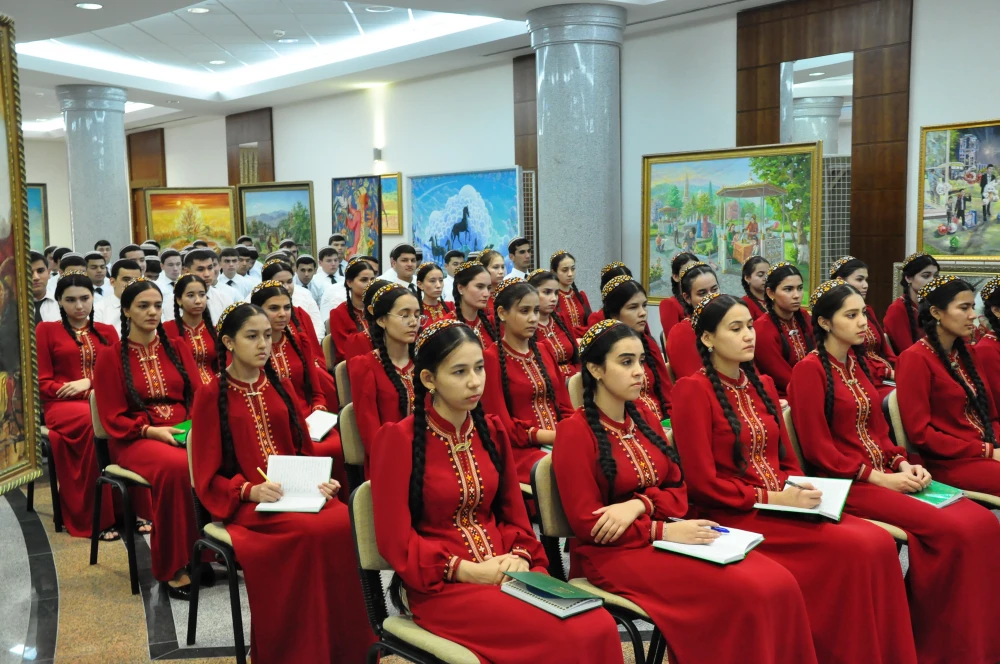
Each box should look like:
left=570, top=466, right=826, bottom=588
left=145, top=188, right=237, bottom=251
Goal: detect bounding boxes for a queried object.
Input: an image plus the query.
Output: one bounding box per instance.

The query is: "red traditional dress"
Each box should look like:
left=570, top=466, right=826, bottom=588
left=856, top=304, right=897, bottom=398
left=672, top=371, right=918, bottom=664
left=289, top=307, right=340, bottom=412
left=444, top=310, right=496, bottom=349
left=639, top=331, right=672, bottom=420
left=742, top=294, right=767, bottom=320
left=753, top=309, right=813, bottom=396
left=896, top=339, right=1000, bottom=493
left=482, top=341, right=575, bottom=483
left=328, top=300, right=368, bottom=360
left=974, top=331, right=1000, bottom=415
left=585, top=309, right=605, bottom=328
left=37, top=321, right=118, bottom=537
left=94, top=337, right=201, bottom=582
left=535, top=316, right=579, bottom=378
left=346, top=349, right=414, bottom=475
left=421, top=299, right=454, bottom=329
left=371, top=410, right=624, bottom=663
left=664, top=318, right=700, bottom=380
left=163, top=319, right=215, bottom=385
left=657, top=296, right=686, bottom=340
left=790, top=351, right=1000, bottom=664
left=556, top=287, right=591, bottom=337
left=191, top=374, right=375, bottom=664
left=554, top=406, right=817, bottom=664
left=883, top=296, right=923, bottom=354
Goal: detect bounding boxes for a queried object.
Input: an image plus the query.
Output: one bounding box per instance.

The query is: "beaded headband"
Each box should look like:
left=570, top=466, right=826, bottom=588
left=810, top=278, right=848, bottom=305
left=415, top=319, right=465, bottom=355
left=550, top=250, right=569, bottom=262
left=766, top=261, right=794, bottom=278
left=262, top=258, right=290, bottom=270
left=454, top=260, right=483, bottom=276
left=678, top=261, right=707, bottom=280
left=690, top=292, right=723, bottom=330
left=215, top=302, right=248, bottom=334
left=61, top=266, right=87, bottom=275
left=418, top=261, right=438, bottom=272
left=601, top=261, right=626, bottom=276
left=126, top=276, right=153, bottom=286
left=601, top=275, right=634, bottom=300
left=918, top=274, right=958, bottom=300
left=578, top=319, right=623, bottom=357
left=494, top=277, right=525, bottom=298
left=347, top=255, right=368, bottom=267
left=251, top=279, right=286, bottom=296
left=828, top=256, right=857, bottom=278
left=525, top=268, right=549, bottom=281
left=981, top=275, right=1000, bottom=303
left=363, top=278, right=388, bottom=302
left=370, top=283, right=405, bottom=310
left=902, top=252, right=931, bottom=268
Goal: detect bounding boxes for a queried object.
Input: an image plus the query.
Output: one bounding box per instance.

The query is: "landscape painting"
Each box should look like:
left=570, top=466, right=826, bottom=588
left=918, top=119, right=1000, bottom=259
left=381, top=173, right=402, bottom=235
left=332, top=176, right=381, bottom=262
left=26, top=183, right=47, bottom=252
left=642, top=143, right=822, bottom=303
left=144, top=187, right=237, bottom=252
left=239, top=182, right=316, bottom=257
left=410, top=167, right=521, bottom=271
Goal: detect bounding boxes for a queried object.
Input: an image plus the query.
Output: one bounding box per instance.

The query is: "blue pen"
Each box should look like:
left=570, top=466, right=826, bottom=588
left=668, top=517, right=729, bottom=534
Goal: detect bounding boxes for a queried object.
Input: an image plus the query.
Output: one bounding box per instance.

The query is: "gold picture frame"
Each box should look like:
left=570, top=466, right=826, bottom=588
left=0, top=13, right=43, bottom=495
left=380, top=172, right=403, bottom=235
left=892, top=259, right=1000, bottom=299
left=641, top=142, right=823, bottom=304
left=237, top=180, right=317, bottom=258
left=916, top=119, right=1000, bottom=260
left=143, top=187, right=238, bottom=252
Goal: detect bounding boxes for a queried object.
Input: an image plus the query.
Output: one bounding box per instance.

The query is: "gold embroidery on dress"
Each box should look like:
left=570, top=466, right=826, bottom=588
left=271, top=336, right=293, bottom=381
left=131, top=339, right=173, bottom=420
left=603, top=418, right=658, bottom=488
left=185, top=323, right=214, bottom=385
left=79, top=330, right=97, bottom=380
left=726, top=372, right=782, bottom=491
left=638, top=368, right=663, bottom=421
left=781, top=319, right=808, bottom=362
left=504, top=342, right=557, bottom=430
left=558, top=290, right=582, bottom=328
left=832, top=358, right=884, bottom=469
left=229, top=377, right=277, bottom=460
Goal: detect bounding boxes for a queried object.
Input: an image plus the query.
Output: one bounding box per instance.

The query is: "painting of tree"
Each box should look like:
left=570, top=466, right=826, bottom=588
left=145, top=188, right=237, bottom=251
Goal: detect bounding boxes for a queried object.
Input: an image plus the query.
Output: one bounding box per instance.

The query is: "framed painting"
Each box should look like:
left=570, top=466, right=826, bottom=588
left=641, top=142, right=822, bottom=304
left=26, top=183, right=47, bottom=251
left=409, top=167, right=522, bottom=271
left=238, top=181, right=316, bottom=258
left=892, top=258, right=1000, bottom=334
left=380, top=172, right=402, bottom=235
left=332, top=175, right=382, bottom=263
left=0, top=13, right=43, bottom=495
left=917, top=119, right=1000, bottom=260
left=143, top=187, right=237, bottom=252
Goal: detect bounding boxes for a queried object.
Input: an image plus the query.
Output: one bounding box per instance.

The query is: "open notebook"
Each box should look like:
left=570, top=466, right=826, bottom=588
left=653, top=526, right=764, bottom=565
left=753, top=476, right=852, bottom=522
left=306, top=411, right=338, bottom=441
left=255, top=455, right=332, bottom=513
left=500, top=571, right=603, bottom=619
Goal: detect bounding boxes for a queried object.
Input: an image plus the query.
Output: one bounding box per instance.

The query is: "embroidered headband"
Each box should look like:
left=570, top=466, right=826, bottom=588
left=363, top=278, right=388, bottom=303
left=525, top=268, right=549, bottom=281
left=370, top=283, right=405, bottom=310
left=767, top=261, right=794, bottom=278
left=678, top=261, right=708, bottom=280
left=601, top=261, right=626, bottom=276
left=215, top=302, right=248, bottom=334
left=347, top=255, right=368, bottom=267
left=493, top=277, right=525, bottom=299
left=981, top=275, right=1000, bottom=303
left=251, top=279, right=286, bottom=296
left=902, top=252, right=931, bottom=268
left=454, top=260, right=483, bottom=276
left=415, top=319, right=466, bottom=355
left=601, top=275, right=634, bottom=300
left=61, top=266, right=87, bottom=276
left=690, top=292, right=724, bottom=330
left=578, top=319, right=623, bottom=358
left=550, top=250, right=569, bottom=262
left=918, top=274, right=957, bottom=300
left=810, top=278, right=848, bottom=306
left=828, top=256, right=857, bottom=278
left=418, top=261, right=438, bottom=272
left=262, top=258, right=290, bottom=270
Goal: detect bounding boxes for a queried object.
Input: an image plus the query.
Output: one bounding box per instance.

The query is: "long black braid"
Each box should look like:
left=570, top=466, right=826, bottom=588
left=281, top=329, right=314, bottom=404
left=118, top=312, right=145, bottom=412
left=453, top=264, right=498, bottom=343
left=54, top=273, right=109, bottom=346
left=367, top=287, right=416, bottom=417
left=697, top=341, right=748, bottom=472
left=671, top=252, right=698, bottom=313
left=173, top=275, right=218, bottom=351
left=763, top=265, right=814, bottom=361
left=215, top=339, right=238, bottom=477
left=898, top=255, right=939, bottom=347
left=924, top=319, right=995, bottom=448
left=264, top=360, right=308, bottom=454
left=550, top=313, right=580, bottom=365
left=549, top=253, right=593, bottom=321
left=639, top=333, right=669, bottom=418
left=343, top=260, right=375, bottom=332
left=118, top=310, right=193, bottom=414
left=741, top=256, right=769, bottom=302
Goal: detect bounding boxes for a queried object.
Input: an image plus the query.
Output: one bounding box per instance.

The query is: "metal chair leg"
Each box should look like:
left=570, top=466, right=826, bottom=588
left=614, top=614, right=647, bottom=664
left=25, top=482, right=34, bottom=512
left=90, top=477, right=106, bottom=565
left=186, top=542, right=203, bottom=646
left=222, top=547, right=246, bottom=664
left=47, top=451, right=62, bottom=532
left=540, top=535, right=565, bottom=580
left=120, top=488, right=140, bottom=595
left=647, top=627, right=668, bottom=664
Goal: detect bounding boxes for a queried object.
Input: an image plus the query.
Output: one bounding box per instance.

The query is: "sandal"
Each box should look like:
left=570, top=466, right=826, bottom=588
left=135, top=519, right=153, bottom=535
left=98, top=527, right=121, bottom=542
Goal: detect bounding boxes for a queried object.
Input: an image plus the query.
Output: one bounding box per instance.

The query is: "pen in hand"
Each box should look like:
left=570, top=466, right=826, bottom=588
left=784, top=479, right=808, bottom=490
left=256, top=467, right=271, bottom=483
left=668, top=517, right=729, bottom=534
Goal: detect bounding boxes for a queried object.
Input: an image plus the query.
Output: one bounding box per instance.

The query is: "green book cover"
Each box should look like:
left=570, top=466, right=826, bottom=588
left=172, top=420, right=192, bottom=444
left=504, top=571, right=599, bottom=600
left=910, top=480, right=963, bottom=508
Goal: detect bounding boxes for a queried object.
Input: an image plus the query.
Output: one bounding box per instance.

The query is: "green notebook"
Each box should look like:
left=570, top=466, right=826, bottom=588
left=172, top=420, right=192, bottom=444
left=500, top=571, right=603, bottom=618
left=910, top=480, right=963, bottom=509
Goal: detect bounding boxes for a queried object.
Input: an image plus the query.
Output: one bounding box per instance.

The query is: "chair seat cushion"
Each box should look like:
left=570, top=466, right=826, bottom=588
left=519, top=482, right=533, bottom=496
left=40, top=426, right=50, bottom=437
left=104, top=464, right=151, bottom=486
left=865, top=519, right=908, bottom=542
left=568, top=578, right=650, bottom=618
left=203, top=522, right=232, bottom=547
left=382, top=615, right=479, bottom=664
left=963, top=490, right=1000, bottom=508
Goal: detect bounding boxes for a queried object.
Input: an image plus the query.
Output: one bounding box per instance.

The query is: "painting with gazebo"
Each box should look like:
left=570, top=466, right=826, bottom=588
left=641, top=142, right=822, bottom=304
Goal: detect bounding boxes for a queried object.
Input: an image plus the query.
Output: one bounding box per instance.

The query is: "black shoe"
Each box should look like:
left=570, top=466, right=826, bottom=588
left=164, top=581, right=191, bottom=601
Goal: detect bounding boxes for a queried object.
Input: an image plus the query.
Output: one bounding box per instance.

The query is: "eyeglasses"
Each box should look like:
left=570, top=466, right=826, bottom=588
left=386, top=312, right=421, bottom=323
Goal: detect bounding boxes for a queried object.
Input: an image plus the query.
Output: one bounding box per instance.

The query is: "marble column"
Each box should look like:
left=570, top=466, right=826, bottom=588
left=56, top=85, right=130, bottom=253
left=528, top=4, right=625, bottom=299
left=779, top=62, right=796, bottom=144
left=792, top=96, right=845, bottom=154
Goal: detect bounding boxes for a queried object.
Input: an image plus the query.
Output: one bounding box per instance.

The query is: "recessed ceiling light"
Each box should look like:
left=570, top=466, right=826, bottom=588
left=809, top=72, right=825, bottom=77
left=365, top=5, right=394, bottom=12
left=165, top=100, right=181, bottom=104
left=35, top=92, right=45, bottom=96
left=75, top=3, right=103, bottom=9
left=187, top=7, right=210, bottom=13
left=277, top=38, right=299, bottom=43
left=209, top=60, right=226, bottom=65
left=36, top=118, right=49, bottom=122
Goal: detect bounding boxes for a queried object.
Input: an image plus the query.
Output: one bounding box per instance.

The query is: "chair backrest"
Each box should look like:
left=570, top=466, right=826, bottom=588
left=90, top=391, right=108, bottom=439
left=339, top=403, right=365, bottom=467
left=666, top=362, right=676, bottom=385
left=349, top=481, right=391, bottom=571
left=335, top=361, right=352, bottom=406
left=567, top=373, right=583, bottom=409
left=781, top=406, right=808, bottom=471
left=530, top=455, right=574, bottom=538
left=90, top=391, right=112, bottom=471
left=186, top=429, right=196, bottom=487
left=322, top=335, right=336, bottom=371
left=885, top=389, right=914, bottom=453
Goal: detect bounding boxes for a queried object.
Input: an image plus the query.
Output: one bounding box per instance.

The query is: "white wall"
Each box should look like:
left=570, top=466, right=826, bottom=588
left=164, top=117, right=229, bottom=188
left=24, top=139, right=71, bottom=248
left=907, top=0, right=1000, bottom=252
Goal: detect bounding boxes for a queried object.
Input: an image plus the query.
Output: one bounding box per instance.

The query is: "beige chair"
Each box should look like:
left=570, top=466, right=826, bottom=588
left=339, top=403, right=365, bottom=490
left=335, top=361, right=352, bottom=407
left=885, top=390, right=1000, bottom=509
left=89, top=391, right=151, bottom=595
left=665, top=362, right=676, bottom=385
left=568, top=373, right=583, bottom=410
left=531, top=454, right=668, bottom=664
left=349, top=482, right=480, bottom=664
left=322, top=334, right=337, bottom=372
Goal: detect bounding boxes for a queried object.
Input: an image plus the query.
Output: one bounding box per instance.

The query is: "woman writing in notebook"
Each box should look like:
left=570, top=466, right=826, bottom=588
left=482, top=278, right=575, bottom=483
left=328, top=257, right=376, bottom=360
left=753, top=262, right=814, bottom=397
left=163, top=275, right=216, bottom=386
left=672, top=293, right=917, bottom=664
left=895, top=275, right=1000, bottom=495
left=585, top=262, right=632, bottom=328
left=665, top=262, right=720, bottom=379
left=549, top=250, right=591, bottom=337
left=447, top=261, right=499, bottom=347
left=190, top=303, right=374, bottom=664
left=554, top=320, right=818, bottom=664
left=790, top=280, right=1000, bottom=664
left=347, top=283, right=418, bottom=475
left=741, top=256, right=770, bottom=320
left=883, top=253, right=939, bottom=354
left=416, top=262, right=452, bottom=328
left=370, top=320, right=624, bottom=663
left=528, top=269, right=581, bottom=378
left=657, top=252, right=698, bottom=339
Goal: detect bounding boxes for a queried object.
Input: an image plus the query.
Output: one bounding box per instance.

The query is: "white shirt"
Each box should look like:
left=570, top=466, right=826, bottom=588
left=34, top=296, right=60, bottom=324
left=319, top=280, right=348, bottom=325
left=90, top=280, right=108, bottom=302
left=506, top=268, right=526, bottom=280
left=295, top=274, right=329, bottom=308
left=163, top=284, right=233, bottom=325
left=291, top=285, right=325, bottom=340
left=94, top=293, right=122, bottom=327
left=156, top=273, right=178, bottom=294
left=442, top=275, right=455, bottom=303
left=45, top=277, right=57, bottom=298
left=249, top=261, right=263, bottom=280
left=380, top=267, right=416, bottom=289
left=220, top=273, right=251, bottom=299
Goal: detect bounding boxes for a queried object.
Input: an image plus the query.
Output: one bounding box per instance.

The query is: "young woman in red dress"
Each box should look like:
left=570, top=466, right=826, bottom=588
left=791, top=280, right=1000, bottom=664
left=95, top=278, right=201, bottom=598
left=479, top=249, right=506, bottom=314
left=585, top=262, right=632, bottom=328
left=753, top=262, right=814, bottom=397
left=602, top=276, right=672, bottom=419
left=446, top=261, right=499, bottom=348
left=976, top=276, right=1000, bottom=412
left=38, top=273, right=118, bottom=539
left=528, top=269, right=580, bottom=378
left=347, top=283, right=418, bottom=475
left=191, top=303, right=374, bottom=664
left=657, top=252, right=698, bottom=339
left=371, top=320, right=624, bottom=663
left=328, top=257, right=375, bottom=360
left=672, top=293, right=917, bottom=664
left=740, top=256, right=769, bottom=320
left=896, top=275, right=1000, bottom=494
left=883, top=253, right=939, bottom=354
left=550, top=250, right=592, bottom=337
left=665, top=262, right=719, bottom=380
left=555, top=320, right=818, bottom=664
left=482, top=279, right=575, bottom=483
left=163, top=275, right=216, bottom=386
left=416, top=261, right=453, bottom=328
left=829, top=256, right=897, bottom=397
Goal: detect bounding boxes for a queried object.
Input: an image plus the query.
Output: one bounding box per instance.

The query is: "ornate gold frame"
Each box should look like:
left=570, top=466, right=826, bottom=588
left=641, top=142, right=823, bottom=304
left=236, top=180, right=317, bottom=256
left=380, top=172, right=403, bottom=235
left=0, top=14, right=42, bottom=495
left=143, top=186, right=238, bottom=251
left=916, top=118, right=1000, bottom=261
left=891, top=259, right=1000, bottom=299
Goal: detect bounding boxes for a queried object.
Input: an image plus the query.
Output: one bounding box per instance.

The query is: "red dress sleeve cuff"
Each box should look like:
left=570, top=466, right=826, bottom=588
left=889, top=455, right=906, bottom=471
left=140, top=424, right=149, bottom=438
left=311, top=405, right=328, bottom=413
left=633, top=492, right=654, bottom=515
left=649, top=520, right=666, bottom=542
left=510, top=546, right=532, bottom=563
left=753, top=487, right=767, bottom=504
left=239, top=482, right=251, bottom=501
left=984, top=443, right=994, bottom=459
left=444, top=556, right=461, bottom=582
left=855, top=463, right=873, bottom=482
left=527, top=427, right=538, bottom=444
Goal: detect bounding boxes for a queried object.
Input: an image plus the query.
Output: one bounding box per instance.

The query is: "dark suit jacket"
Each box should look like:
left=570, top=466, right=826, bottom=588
left=982, top=173, right=996, bottom=193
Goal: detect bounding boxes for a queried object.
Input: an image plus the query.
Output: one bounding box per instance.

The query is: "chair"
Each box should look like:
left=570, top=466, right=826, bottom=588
left=322, top=334, right=337, bottom=372
left=348, top=482, right=480, bottom=664
left=568, top=373, right=583, bottom=410
left=335, top=361, right=352, bottom=407
left=884, top=390, right=1000, bottom=510
left=339, top=403, right=365, bottom=491
left=88, top=392, right=149, bottom=595
left=665, top=362, right=676, bottom=385
left=184, top=431, right=247, bottom=664
left=659, top=331, right=666, bottom=355
left=531, top=455, right=666, bottom=664
left=26, top=426, right=63, bottom=532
